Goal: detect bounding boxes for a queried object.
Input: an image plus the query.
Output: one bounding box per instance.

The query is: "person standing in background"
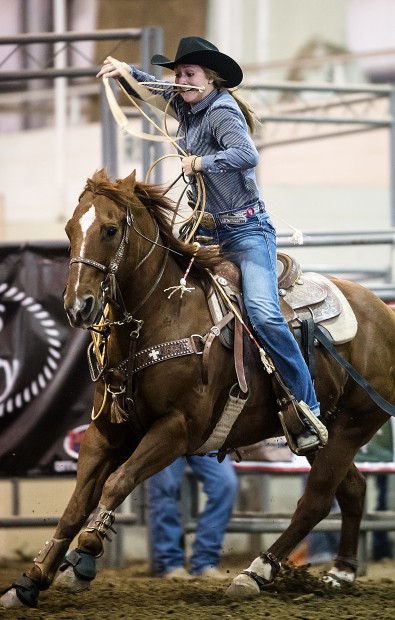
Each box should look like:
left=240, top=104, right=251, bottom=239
left=147, top=455, right=238, bottom=580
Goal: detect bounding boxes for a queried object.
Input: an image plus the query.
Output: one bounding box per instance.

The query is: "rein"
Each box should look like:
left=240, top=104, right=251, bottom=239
left=69, top=257, right=108, bottom=273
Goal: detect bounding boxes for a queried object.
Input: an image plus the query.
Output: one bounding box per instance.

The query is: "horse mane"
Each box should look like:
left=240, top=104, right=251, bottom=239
left=82, top=170, right=224, bottom=283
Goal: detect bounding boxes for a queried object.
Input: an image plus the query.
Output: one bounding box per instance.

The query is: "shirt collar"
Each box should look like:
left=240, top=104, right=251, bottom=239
left=189, top=88, right=223, bottom=115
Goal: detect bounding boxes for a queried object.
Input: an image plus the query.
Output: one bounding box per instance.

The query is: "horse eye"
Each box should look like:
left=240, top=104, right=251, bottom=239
left=106, top=227, right=118, bottom=238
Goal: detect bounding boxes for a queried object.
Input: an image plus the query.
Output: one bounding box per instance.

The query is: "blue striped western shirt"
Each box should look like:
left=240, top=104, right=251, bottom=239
left=126, top=67, right=262, bottom=216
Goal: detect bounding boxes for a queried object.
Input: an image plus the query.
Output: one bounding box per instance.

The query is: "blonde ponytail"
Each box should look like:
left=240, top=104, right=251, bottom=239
left=229, top=88, right=260, bottom=135
left=203, top=68, right=260, bottom=135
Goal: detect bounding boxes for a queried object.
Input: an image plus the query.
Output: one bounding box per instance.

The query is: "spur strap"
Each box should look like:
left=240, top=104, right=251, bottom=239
left=241, top=570, right=273, bottom=590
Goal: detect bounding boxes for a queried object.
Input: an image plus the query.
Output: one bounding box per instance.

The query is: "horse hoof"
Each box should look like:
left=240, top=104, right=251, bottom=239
left=0, top=588, right=26, bottom=608
left=322, top=569, right=356, bottom=588
left=225, top=573, right=260, bottom=599
left=54, top=566, right=91, bottom=592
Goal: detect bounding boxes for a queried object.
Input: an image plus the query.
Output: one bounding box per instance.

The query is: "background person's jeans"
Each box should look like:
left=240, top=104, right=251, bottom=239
left=147, top=455, right=238, bottom=576
left=209, top=210, right=319, bottom=412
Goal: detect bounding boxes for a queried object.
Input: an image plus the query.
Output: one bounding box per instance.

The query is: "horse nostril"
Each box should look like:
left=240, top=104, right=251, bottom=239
left=80, top=296, right=95, bottom=321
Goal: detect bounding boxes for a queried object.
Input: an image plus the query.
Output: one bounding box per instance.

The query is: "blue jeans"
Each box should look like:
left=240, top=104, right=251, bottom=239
left=200, top=209, right=319, bottom=412
left=147, top=455, right=238, bottom=576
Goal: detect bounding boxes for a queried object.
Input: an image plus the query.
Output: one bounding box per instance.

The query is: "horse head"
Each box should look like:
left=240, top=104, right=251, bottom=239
left=64, top=168, right=139, bottom=329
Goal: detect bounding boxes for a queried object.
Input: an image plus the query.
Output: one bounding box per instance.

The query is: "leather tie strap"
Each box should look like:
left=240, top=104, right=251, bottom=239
left=314, top=325, right=395, bottom=417
left=241, top=570, right=273, bottom=590
left=334, top=555, right=358, bottom=571
left=234, top=315, right=248, bottom=393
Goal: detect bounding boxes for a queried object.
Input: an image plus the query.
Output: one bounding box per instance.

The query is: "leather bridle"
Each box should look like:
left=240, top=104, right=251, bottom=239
left=69, top=206, right=169, bottom=331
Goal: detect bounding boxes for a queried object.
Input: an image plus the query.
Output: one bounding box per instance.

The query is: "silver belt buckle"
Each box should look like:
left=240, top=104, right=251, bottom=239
left=220, top=213, right=247, bottom=224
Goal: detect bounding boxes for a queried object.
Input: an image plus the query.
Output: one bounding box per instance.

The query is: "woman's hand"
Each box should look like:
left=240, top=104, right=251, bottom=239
left=96, top=56, right=128, bottom=79
left=181, top=155, right=202, bottom=176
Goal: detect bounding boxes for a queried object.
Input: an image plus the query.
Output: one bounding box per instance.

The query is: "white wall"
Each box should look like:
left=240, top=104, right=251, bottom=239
left=0, top=124, right=103, bottom=240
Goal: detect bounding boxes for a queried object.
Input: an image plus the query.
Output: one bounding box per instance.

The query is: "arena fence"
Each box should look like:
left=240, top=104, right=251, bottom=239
left=182, top=461, right=395, bottom=576
left=1, top=461, right=394, bottom=572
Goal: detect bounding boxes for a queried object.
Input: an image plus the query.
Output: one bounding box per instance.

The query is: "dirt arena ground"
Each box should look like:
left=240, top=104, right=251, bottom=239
left=0, top=556, right=394, bottom=620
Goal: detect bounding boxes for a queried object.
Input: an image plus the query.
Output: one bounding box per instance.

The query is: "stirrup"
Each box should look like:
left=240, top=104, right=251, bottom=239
left=279, top=400, right=328, bottom=456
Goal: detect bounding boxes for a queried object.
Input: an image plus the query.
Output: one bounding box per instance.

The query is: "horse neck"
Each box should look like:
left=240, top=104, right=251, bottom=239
left=109, top=251, right=198, bottom=362
left=132, top=242, right=183, bottom=309
left=117, top=218, right=195, bottom=319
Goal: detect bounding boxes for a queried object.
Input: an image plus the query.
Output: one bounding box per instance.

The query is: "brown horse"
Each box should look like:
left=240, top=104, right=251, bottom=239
left=2, top=168, right=394, bottom=608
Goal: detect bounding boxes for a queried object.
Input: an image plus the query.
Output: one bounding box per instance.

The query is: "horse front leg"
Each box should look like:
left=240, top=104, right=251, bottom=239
left=1, top=422, right=123, bottom=609
left=76, top=411, right=189, bottom=558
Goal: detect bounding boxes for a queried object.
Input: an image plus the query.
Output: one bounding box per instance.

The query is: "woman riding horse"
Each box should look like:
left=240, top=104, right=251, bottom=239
left=97, top=35, right=324, bottom=455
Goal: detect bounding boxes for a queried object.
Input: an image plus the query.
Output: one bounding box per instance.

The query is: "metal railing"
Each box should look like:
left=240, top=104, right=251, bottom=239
left=0, top=27, right=163, bottom=181
left=276, top=229, right=395, bottom=299
left=242, top=80, right=395, bottom=224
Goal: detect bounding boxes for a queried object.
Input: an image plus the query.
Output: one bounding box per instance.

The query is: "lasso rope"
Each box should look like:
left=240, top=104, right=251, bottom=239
left=270, top=212, right=304, bottom=245
left=102, top=56, right=208, bottom=242
left=90, top=308, right=109, bottom=420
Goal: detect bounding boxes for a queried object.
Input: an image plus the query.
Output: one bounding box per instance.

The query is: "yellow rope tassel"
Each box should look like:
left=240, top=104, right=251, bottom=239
left=90, top=307, right=109, bottom=421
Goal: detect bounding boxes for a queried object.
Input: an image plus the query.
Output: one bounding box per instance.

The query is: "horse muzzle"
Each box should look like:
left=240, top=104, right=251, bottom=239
left=64, top=294, right=102, bottom=329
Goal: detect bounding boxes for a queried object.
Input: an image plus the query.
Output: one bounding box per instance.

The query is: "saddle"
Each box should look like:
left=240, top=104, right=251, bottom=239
left=277, top=256, right=358, bottom=345
left=208, top=252, right=357, bottom=351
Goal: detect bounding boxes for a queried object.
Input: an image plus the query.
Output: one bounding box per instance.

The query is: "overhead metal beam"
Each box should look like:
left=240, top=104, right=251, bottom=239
left=0, top=28, right=143, bottom=45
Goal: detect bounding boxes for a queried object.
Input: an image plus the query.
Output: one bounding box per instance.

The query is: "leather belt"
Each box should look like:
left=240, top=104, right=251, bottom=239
left=195, top=205, right=264, bottom=230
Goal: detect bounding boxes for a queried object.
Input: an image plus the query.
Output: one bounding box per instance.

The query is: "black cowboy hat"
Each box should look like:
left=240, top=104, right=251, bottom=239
left=151, top=36, right=243, bottom=88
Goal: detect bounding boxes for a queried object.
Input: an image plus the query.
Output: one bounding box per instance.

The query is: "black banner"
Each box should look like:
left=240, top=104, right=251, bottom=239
left=0, top=243, right=94, bottom=476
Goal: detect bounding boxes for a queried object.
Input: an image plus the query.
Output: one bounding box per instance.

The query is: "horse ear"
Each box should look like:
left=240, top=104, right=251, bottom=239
left=93, top=168, right=108, bottom=181
left=89, top=168, right=111, bottom=185
left=118, top=170, right=137, bottom=194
